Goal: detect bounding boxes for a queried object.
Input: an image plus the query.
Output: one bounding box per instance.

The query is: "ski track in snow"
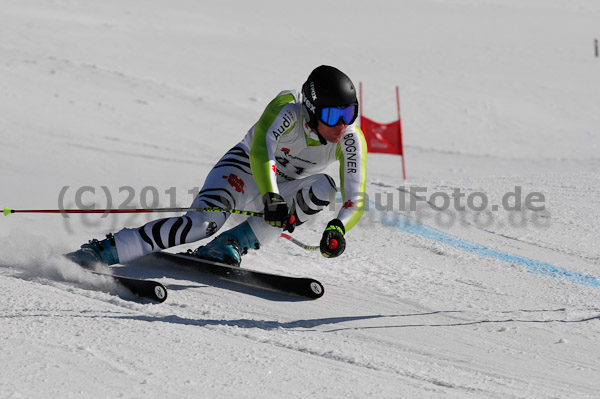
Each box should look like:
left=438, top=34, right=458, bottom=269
left=379, top=210, right=600, bottom=290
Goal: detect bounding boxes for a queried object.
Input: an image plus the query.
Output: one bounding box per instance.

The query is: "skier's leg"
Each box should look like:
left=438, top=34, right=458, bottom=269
left=65, top=146, right=255, bottom=266
left=247, top=173, right=337, bottom=246
left=193, top=173, right=336, bottom=265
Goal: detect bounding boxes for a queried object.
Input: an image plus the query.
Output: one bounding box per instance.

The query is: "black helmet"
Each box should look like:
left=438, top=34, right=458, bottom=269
left=302, top=65, right=359, bottom=130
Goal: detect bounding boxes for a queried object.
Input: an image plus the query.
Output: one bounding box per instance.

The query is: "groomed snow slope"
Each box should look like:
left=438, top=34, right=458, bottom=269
left=1, top=1, right=600, bottom=398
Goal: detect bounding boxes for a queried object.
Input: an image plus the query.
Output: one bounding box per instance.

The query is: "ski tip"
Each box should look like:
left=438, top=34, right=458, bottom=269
left=309, top=280, right=325, bottom=299
left=3, top=207, right=12, bottom=216
left=154, top=285, right=168, bottom=303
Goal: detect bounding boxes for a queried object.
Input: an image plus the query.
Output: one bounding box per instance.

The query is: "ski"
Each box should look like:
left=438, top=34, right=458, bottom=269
left=146, top=252, right=324, bottom=299
left=67, top=259, right=168, bottom=303
left=88, top=270, right=168, bottom=303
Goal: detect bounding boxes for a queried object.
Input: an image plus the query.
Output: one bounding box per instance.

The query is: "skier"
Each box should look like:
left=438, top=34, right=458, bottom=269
left=66, top=65, right=367, bottom=267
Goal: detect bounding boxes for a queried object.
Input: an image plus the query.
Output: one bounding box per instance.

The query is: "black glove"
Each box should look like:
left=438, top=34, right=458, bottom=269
left=263, top=192, right=290, bottom=228
left=320, top=219, right=346, bottom=258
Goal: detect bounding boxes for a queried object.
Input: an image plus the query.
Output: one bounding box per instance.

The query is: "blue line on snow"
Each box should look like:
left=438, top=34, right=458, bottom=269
left=373, top=209, right=600, bottom=290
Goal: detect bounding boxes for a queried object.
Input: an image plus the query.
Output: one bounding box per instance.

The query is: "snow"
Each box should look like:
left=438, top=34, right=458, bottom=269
left=1, top=0, right=600, bottom=397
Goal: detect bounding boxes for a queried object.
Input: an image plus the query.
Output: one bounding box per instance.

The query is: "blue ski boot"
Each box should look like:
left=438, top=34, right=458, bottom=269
left=193, top=221, right=260, bottom=266
left=65, top=233, right=120, bottom=268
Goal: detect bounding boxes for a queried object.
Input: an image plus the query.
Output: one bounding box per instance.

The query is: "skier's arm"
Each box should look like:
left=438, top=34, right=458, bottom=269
left=319, top=127, right=366, bottom=258
left=335, top=126, right=368, bottom=232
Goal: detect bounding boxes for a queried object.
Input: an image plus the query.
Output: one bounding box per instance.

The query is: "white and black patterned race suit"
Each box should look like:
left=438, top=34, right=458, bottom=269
left=113, top=90, right=367, bottom=263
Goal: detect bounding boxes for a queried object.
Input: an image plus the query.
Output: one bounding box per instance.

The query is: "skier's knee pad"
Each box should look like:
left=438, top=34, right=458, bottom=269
left=183, top=211, right=226, bottom=243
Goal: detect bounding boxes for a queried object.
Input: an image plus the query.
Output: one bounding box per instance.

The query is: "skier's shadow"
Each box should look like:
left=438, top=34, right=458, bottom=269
left=109, top=310, right=600, bottom=331
left=113, top=314, right=387, bottom=330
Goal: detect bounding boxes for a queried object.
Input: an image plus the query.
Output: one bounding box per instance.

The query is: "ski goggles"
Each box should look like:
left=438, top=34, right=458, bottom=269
left=320, top=105, right=358, bottom=127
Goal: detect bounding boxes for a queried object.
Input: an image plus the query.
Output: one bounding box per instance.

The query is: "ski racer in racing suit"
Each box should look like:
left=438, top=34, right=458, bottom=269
left=66, top=65, right=367, bottom=267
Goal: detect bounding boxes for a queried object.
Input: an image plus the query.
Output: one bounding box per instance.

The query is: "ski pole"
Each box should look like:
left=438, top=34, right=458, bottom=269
left=280, top=233, right=319, bottom=252
left=4, top=206, right=319, bottom=251
left=3, top=206, right=264, bottom=217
